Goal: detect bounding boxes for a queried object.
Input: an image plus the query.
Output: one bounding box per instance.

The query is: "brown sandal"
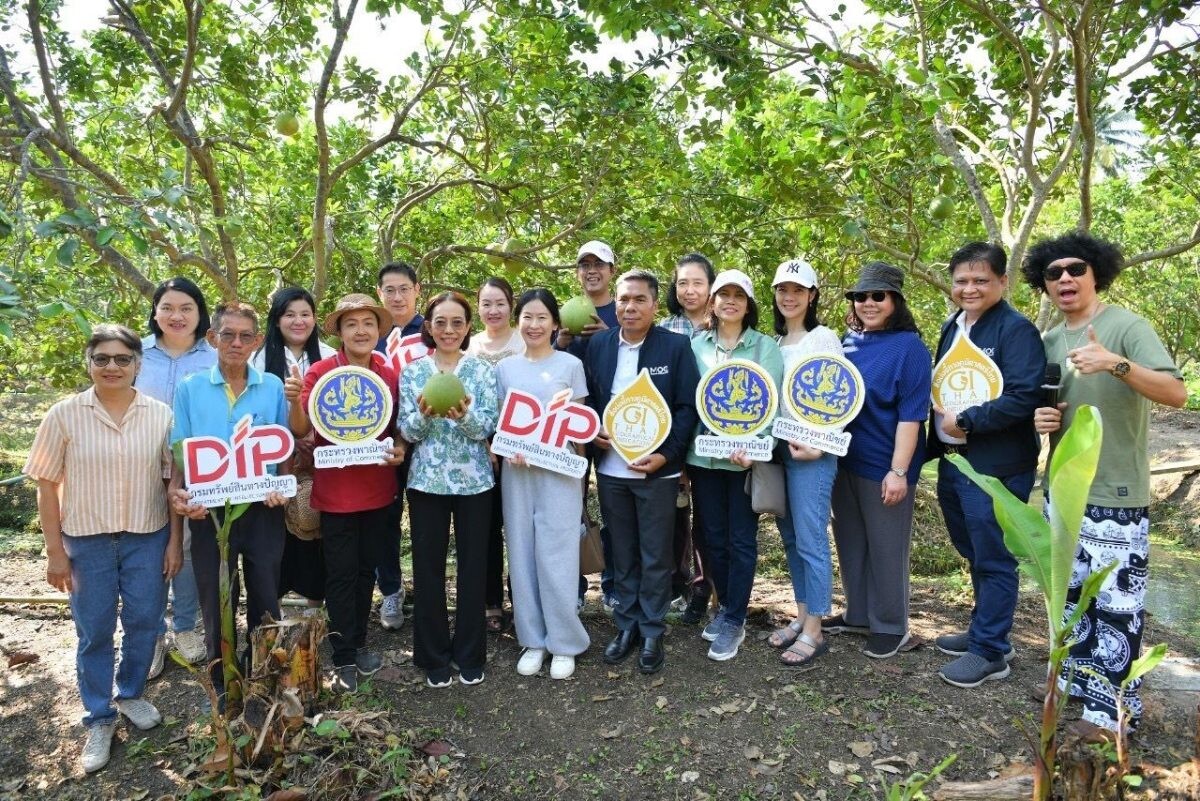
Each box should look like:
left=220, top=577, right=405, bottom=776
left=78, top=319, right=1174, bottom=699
left=780, top=632, right=829, bottom=668
left=767, top=619, right=803, bottom=649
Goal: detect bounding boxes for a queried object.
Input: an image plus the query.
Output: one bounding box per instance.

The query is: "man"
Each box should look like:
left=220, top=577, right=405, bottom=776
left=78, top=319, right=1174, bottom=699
left=287, top=294, right=406, bottom=693
left=373, top=261, right=423, bottom=630
left=927, top=242, right=1045, bottom=688
left=557, top=240, right=620, bottom=608
left=585, top=269, right=699, bottom=674
left=168, top=303, right=291, bottom=692
left=1027, top=232, right=1186, bottom=738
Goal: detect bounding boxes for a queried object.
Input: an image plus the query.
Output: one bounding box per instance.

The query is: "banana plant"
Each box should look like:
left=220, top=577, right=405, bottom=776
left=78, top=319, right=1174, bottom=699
left=209, top=499, right=251, bottom=716
left=948, top=405, right=1105, bottom=801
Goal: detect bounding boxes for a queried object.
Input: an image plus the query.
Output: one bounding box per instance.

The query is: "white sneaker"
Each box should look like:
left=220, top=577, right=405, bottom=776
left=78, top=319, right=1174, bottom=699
left=147, top=634, right=167, bottom=680
left=82, top=721, right=117, bottom=773
left=115, top=697, right=162, bottom=730
left=550, top=655, right=575, bottom=680
left=380, top=590, right=404, bottom=630
left=172, top=628, right=207, bottom=664
left=517, top=648, right=546, bottom=676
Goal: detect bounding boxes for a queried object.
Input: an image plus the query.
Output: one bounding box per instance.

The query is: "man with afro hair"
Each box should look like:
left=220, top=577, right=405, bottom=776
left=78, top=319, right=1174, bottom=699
left=1025, top=232, right=1187, bottom=739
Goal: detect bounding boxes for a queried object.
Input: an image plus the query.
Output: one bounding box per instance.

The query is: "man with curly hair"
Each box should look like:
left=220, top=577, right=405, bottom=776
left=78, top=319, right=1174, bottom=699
left=1025, top=232, right=1187, bottom=739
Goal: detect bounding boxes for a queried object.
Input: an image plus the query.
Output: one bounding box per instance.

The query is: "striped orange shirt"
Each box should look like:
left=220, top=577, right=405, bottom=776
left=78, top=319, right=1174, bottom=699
left=24, top=388, right=173, bottom=536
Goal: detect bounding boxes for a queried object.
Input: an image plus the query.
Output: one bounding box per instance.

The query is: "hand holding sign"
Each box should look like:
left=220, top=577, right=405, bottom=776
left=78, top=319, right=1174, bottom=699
left=491, top=388, right=600, bottom=477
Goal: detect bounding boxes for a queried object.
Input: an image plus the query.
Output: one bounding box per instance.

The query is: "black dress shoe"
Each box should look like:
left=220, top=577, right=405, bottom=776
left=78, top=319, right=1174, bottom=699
left=603, top=628, right=639, bottom=664
left=638, top=636, right=665, bottom=674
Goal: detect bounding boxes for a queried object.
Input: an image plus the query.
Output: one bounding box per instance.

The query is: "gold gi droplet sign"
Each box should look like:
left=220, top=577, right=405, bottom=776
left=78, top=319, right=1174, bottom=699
left=931, top=332, right=1004, bottom=414
left=603, top=368, right=672, bottom=465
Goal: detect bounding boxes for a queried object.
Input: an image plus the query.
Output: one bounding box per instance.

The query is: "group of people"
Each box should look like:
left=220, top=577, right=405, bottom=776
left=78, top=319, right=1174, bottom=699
left=25, top=232, right=1185, bottom=775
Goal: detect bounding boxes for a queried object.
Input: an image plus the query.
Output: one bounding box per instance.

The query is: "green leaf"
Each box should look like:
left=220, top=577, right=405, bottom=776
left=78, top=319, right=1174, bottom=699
left=1044, top=405, right=1104, bottom=623
left=1063, top=561, right=1118, bottom=641
left=172, top=440, right=186, bottom=471
left=313, top=718, right=342, bottom=737
left=56, top=238, right=80, bottom=267
left=38, top=301, right=66, bottom=317
left=129, top=233, right=149, bottom=255
left=95, top=226, right=118, bottom=246
left=228, top=502, right=252, bottom=523
left=1123, top=643, right=1167, bottom=688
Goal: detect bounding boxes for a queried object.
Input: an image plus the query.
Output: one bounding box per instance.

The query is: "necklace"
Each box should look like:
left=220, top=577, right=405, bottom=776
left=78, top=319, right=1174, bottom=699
left=1062, top=303, right=1104, bottom=351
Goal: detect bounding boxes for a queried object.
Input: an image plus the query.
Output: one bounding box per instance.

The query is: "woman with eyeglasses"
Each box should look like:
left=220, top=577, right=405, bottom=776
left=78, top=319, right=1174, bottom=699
left=399, top=291, right=499, bottom=688
left=823, top=262, right=931, bottom=660
left=136, top=277, right=215, bottom=676
left=253, top=287, right=335, bottom=606
left=24, top=325, right=179, bottom=773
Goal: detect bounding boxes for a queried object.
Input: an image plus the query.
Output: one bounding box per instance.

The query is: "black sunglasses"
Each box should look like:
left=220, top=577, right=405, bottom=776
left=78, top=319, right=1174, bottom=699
left=850, top=291, right=888, bottom=303
left=89, top=354, right=136, bottom=367
left=1042, top=262, right=1089, bottom=282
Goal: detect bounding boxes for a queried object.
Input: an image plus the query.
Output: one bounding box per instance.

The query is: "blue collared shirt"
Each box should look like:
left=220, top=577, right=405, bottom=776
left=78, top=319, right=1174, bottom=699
left=137, top=335, right=217, bottom=405
left=170, top=363, right=289, bottom=477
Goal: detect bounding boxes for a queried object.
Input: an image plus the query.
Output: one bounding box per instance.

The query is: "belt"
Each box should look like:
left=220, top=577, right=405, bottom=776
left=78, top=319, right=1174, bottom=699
left=943, top=443, right=968, bottom=456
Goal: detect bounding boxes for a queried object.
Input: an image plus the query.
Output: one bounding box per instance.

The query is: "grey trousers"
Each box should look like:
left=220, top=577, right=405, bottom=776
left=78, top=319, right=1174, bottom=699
left=502, top=466, right=590, bottom=656
left=830, top=470, right=915, bottom=636
left=597, top=474, right=677, bottom=639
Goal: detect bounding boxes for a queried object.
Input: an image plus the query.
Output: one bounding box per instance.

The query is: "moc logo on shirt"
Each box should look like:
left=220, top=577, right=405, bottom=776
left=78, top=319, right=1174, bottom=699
left=647, top=365, right=670, bottom=376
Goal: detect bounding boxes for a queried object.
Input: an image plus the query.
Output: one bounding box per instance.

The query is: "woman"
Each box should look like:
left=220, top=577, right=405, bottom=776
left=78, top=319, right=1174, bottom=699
left=767, top=258, right=844, bottom=667
left=495, top=289, right=591, bottom=679
left=253, top=288, right=336, bottom=605
left=660, top=253, right=715, bottom=624
left=825, top=261, right=931, bottom=659
left=466, top=277, right=524, bottom=633
left=399, top=292, right=499, bottom=688
left=137, top=277, right=215, bottom=674
left=286, top=294, right=404, bottom=693
left=24, top=325, right=181, bottom=774
left=686, top=269, right=783, bottom=662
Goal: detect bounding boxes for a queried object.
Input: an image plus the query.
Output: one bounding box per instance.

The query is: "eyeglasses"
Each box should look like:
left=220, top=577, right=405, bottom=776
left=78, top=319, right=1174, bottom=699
left=431, top=319, right=467, bottom=331
left=850, top=291, right=888, bottom=303
left=382, top=285, right=416, bottom=297
left=89, top=354, right=135, bottom=367
left=1042, top=262, right=1089, bottom=282
left=217, top=331, right=257, bottom=344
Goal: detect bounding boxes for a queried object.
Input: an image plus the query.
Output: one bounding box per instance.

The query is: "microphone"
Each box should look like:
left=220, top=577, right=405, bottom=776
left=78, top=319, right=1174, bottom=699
left=1042, top=363, right=1062, bottom=408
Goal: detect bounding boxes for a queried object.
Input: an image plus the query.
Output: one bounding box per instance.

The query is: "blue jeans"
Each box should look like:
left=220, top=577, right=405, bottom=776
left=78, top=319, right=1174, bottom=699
left=689, top=467, right=759, bottom=627
left=160, top=519, right=200, bottom=634
left=937, top=460, right=1035, bottom=662
left=62, top=526, right=169, bottom=727
left=776, top=452, right=837, bottom=616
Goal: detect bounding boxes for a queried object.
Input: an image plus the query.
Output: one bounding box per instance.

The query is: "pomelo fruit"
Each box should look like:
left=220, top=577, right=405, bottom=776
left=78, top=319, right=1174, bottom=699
left=423, top=372, right=466, bottom=415
left=560, top=295, right=596, bottom=335
left=486, top=243, right=504, bottom=267
left=274, top=111, right=300, bottom=137
left=928, top=195, right=955, bottom=221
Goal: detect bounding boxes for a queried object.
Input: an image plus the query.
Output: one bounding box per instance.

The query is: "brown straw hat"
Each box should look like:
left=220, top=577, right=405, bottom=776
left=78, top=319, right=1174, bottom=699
left=322, top=293, right=390, bottom=336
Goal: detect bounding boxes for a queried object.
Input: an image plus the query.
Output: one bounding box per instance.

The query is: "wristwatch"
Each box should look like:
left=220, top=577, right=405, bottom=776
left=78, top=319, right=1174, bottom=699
left=890, top=467, right=907, bottom=477
left=1111, top=359, right=1131, bottom=379
left=954, top=412, right=972, bottom=434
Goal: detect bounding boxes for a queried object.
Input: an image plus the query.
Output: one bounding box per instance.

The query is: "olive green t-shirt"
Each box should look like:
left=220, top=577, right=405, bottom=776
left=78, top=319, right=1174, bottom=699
left=1044, top=305, right=1181, bottom=507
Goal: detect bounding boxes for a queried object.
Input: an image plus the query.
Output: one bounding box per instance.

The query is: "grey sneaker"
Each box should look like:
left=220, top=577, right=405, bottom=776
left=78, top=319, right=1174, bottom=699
left=934, top=631, right=1016, bottom=662
left=330, top=665, right=358, bottom=693
left=81, top=721, right=117, bottom=773
left=862, top=631, right=911, bottom=659
left=115, top=698, right=162, bottom=730
left=172, top=627, right=207, bottom=664
left=147, top=634, right=167, bottom=680
left=701, top=608, right=727, bottom=643
left=939, top=652, right=1011, bottom=688
left=706, top=621, right=746, bottom=662
left=380, top=590, right=405, bottom=630
left=355, top=649, right=383, bottom=676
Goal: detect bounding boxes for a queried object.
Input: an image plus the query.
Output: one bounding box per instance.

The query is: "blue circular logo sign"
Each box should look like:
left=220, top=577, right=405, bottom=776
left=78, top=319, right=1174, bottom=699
left=696, top=359, right=778, bottom=438
left=309, top=366, right=393, bottom=445
left=783, top=354, right=864, bottom=428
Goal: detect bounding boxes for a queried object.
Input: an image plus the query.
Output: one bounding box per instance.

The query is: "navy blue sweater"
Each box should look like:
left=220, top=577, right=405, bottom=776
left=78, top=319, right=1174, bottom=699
left=584, top=325, right=700, bottom=479
left=926, top=299, right=1045, bottom=478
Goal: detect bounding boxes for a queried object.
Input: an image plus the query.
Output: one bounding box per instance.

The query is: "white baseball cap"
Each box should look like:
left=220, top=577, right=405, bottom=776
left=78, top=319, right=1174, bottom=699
left=772, top=258, right=819, bottom=289
left=710, top=269, right=755, bottom=298
left=577, top=240, right=615, bottom=265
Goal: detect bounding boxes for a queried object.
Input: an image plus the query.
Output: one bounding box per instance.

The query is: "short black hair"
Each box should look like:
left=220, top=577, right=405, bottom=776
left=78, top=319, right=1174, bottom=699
left=615, top=269, right=660, bottom=301
left=377, top=261, right=419, bottom=288
left=772, top=286, right=823, bottom=336
left=948, top=242, right=1007, bottom=277
left=515, top=288, right=561, bottom=326
left=845, top=291, right=921, bottom=334
left=665, top=253, right=715, bottom=316
left=1022, top=232, right=1124, bottom=293
left=708, top=286, right=760, bottom=333
left=419, top=291, right=473, bottom=351
left=148, top=276, right=211, bottom=340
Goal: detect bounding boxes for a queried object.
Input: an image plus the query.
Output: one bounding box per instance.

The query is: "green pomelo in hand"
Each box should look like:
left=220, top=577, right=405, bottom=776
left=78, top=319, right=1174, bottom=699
left=560, top=296, right=596, bottom=335
left=423, top=372, right=466, bottom=415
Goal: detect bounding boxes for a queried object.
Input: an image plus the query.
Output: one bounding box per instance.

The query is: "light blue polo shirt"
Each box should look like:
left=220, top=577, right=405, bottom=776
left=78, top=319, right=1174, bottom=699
left=137, top=335, right=217, bottom=405
left=171, top=363, right=289, bottom=477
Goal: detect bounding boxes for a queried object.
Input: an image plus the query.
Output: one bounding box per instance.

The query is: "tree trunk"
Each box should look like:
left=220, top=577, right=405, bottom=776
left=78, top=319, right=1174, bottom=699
left=241, top=613, right=327, bottom=767
left=932, top=772, right=1033, bottom=800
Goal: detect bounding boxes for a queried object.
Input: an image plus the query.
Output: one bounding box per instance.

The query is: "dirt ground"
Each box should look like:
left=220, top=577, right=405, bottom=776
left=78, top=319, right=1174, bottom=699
left=1, top=408, right=1199, bottom=800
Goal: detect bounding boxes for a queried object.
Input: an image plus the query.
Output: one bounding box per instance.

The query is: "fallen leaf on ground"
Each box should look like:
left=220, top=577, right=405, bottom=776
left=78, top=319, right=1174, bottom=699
left=680, top=771, right=699, bottom=783
left=264, top=791, right=306, bottom=801
left=752, top=761, right=781, bottom=776
left=849, top=741, right=875, bottom=758
left=600, top=726, right=622, bottom=739
left=6, top=651, right=38, bottom=668
left=650, top=676, right=665, bottom=687
left=374, top=667, right=404, bottom=683
left=591, top=694, right=613, bottom=702
left=744, top=744, right=764, bottom=760
left=655, top=696, right=668, bottom=710
left=606, top=670, right=621, bottom=679
left=420, top=740, right=452, bottom=757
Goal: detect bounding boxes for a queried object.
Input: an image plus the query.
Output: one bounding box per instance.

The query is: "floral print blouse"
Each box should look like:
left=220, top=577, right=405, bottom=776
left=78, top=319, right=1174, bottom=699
left=399, top=354, right=499, bottom=495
